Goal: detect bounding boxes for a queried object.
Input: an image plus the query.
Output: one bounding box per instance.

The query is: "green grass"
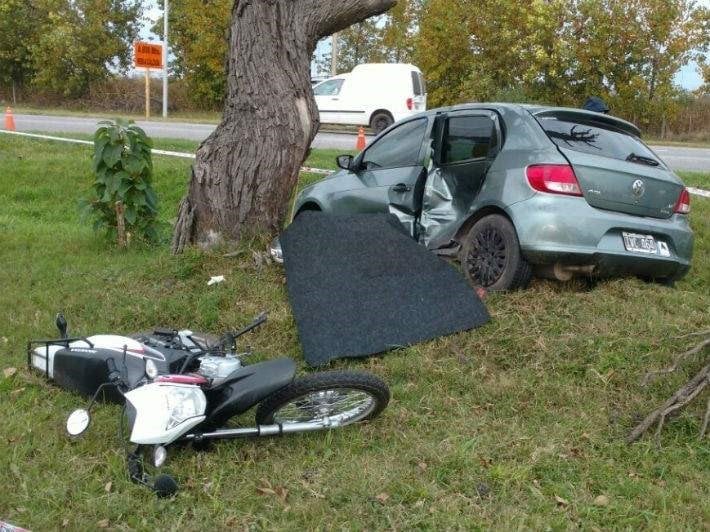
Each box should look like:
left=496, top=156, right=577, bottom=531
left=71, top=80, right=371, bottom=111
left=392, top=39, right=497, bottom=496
left=0, top=135, right=708, bottom=530
left=680, top=172, right=710, bottom=190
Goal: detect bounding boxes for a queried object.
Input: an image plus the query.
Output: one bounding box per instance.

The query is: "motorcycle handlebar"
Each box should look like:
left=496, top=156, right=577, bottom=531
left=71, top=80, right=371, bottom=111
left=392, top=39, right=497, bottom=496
left=230, top=312, right=267, bottom=340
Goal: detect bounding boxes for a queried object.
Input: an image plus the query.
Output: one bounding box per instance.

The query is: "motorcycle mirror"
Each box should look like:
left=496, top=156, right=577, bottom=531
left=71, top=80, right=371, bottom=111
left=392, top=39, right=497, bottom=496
left=56, top=312, right=68, bottom=339
left=66, top=408, right=91, bottom=436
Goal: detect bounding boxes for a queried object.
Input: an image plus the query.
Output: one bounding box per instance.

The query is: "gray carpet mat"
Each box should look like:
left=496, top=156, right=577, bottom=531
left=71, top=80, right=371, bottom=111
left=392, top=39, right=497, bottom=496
left=280, top=212, right=490, bottom=366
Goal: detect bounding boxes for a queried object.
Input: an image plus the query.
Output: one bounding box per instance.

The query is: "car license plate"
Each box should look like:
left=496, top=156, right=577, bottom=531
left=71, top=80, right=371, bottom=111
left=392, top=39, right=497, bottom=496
left=622, top=232, right=668, bottom=256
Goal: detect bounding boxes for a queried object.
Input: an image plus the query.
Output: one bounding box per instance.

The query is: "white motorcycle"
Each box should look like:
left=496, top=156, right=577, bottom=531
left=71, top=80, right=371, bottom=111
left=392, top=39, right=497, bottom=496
left=32, top=314, right=389, bottom=496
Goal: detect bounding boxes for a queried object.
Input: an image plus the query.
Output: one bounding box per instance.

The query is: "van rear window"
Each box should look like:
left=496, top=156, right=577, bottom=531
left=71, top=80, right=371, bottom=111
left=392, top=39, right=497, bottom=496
left=538, top=117, right=662, bottom=166
left=412, top=72, right=423, bottom=96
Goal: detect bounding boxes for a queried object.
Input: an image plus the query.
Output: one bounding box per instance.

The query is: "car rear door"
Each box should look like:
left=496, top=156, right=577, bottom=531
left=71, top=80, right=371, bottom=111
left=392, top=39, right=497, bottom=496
left=418, top=110, right=501, bottom=246
left=535, top=113, right=683, bottom=219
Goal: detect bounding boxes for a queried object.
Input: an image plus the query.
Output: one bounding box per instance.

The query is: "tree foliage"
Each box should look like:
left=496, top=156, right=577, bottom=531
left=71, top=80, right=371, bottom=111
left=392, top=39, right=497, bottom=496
left=0, top=0, right=42, bottom=90
left=158, top=0, right=707, bottom=133
left=0, top=0, right=141, bottom=99
left=154, top=0, right=231, bottom=109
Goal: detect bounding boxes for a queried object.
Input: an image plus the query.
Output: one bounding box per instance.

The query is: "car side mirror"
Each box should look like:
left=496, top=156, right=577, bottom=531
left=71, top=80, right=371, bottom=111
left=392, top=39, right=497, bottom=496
left=336, top=154, right=353, bottom=171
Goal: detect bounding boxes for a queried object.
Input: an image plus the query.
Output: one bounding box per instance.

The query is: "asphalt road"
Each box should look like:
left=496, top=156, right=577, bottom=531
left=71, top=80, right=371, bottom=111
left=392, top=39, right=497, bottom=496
left=12, top=113, right=370, bottom=151
left=10, top=113, right=710, bottom=171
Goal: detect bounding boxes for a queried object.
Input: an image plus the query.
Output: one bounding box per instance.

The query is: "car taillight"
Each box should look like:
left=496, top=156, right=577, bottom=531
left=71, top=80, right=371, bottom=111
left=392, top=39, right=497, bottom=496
left=406, top=97, right=413, bottom=110
left=526, top=164, right=583, bottom=197
left=673, top=187, right=690, bottom=214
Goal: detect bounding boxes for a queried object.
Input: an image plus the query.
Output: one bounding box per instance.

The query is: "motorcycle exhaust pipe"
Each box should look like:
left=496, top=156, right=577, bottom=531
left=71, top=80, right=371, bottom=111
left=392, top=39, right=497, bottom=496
left=185, top=419, right=338, bottom=442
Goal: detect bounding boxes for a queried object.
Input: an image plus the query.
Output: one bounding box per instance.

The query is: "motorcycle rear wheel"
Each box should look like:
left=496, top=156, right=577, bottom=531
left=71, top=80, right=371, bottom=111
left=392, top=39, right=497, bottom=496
left=255, top=371, right=389, bottom=426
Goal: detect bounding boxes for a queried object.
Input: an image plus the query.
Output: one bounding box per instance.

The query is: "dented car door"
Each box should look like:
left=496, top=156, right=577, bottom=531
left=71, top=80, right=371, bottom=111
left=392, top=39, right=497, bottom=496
left=419, top=110, right=502, bottom=246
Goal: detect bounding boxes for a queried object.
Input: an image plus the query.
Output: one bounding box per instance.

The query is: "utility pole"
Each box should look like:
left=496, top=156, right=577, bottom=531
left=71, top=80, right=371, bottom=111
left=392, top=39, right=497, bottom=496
left=330, top=33, right=338, bottom=76
left=162, top=0, right=169, bottom=118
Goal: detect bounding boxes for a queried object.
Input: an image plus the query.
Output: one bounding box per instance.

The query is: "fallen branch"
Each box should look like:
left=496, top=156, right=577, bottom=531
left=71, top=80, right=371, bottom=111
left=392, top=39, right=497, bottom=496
left=673, top=329, right=710, bottom=339
left=627, top=334, right=710, bottom=444
left=641, top=337, right=710, bottom=385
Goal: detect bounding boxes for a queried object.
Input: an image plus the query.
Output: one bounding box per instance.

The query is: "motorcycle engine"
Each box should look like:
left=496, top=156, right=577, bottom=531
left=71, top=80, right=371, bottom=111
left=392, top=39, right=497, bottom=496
left=198, top=355, right=242, bottom=385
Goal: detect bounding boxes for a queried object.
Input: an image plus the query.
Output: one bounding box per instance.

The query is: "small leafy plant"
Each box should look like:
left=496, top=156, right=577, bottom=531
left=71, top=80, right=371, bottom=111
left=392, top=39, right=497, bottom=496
left=84, top=119, right=159, bottom=244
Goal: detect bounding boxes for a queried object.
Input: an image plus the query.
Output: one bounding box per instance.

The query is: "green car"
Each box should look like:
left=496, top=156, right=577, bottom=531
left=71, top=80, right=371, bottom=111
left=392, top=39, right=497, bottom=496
left=290, top=103, right=693, bottom=290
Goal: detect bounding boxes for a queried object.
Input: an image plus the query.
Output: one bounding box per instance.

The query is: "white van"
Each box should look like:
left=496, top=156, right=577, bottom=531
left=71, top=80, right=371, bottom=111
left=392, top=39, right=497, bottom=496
left=313, top=63, right=427, bottom=133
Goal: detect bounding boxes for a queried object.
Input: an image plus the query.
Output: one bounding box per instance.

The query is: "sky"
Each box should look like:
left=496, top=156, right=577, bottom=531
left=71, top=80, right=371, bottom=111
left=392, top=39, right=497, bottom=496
left=141, top=1, right=706, bottom=90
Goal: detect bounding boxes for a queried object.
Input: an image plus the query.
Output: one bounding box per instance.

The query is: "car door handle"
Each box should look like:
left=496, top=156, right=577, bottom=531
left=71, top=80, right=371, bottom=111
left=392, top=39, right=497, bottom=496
left=392, top=183, right=411, bottom=193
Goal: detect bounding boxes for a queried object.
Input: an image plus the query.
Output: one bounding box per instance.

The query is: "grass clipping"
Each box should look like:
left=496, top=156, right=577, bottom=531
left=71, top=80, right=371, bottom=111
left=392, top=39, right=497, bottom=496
left=628, top=331, right=710, bottom=443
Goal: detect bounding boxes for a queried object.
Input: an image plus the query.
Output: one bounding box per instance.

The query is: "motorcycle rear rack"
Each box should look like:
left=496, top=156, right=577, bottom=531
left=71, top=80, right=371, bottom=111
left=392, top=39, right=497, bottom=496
left=26, top=337, right=95, bottom=379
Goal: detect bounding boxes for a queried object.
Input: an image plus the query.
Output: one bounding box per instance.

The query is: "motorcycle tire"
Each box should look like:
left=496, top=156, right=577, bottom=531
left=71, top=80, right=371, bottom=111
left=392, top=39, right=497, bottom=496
left=255, top=371, right=390, bottom=426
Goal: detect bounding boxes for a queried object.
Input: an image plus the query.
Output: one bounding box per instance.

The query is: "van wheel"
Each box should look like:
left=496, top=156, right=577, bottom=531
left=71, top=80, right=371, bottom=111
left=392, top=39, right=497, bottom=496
left=370, top=112, right=393, bottom=134
left=460, top=214, right=532, bottom=291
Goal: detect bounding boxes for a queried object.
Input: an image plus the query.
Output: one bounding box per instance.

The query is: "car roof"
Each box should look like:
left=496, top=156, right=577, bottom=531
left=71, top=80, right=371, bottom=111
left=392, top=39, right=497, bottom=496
left=420, top=102, right=641, bottom=137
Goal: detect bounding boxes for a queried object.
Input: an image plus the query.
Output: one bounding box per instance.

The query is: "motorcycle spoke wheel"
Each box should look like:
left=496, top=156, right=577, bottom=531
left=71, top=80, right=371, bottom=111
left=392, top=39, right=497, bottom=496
left=255, top=371, right=390, bottom=427
left=272, top=388, right=376, bottom=424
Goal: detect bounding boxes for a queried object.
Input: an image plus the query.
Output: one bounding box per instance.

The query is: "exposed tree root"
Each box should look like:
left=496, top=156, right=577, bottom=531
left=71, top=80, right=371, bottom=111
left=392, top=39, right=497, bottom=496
left=627, top=334, right=710, bottom=444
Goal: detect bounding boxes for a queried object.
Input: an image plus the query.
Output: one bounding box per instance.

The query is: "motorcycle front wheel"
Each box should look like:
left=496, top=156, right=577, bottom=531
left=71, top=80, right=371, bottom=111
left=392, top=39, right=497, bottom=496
left=255, top=371, right=390, bottom=426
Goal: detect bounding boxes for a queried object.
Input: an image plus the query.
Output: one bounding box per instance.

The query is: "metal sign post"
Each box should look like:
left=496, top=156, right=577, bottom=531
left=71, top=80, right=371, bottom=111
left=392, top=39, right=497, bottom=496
left=162, top=0, right=169, bottom=118
left=134, top=41, right=164, bottom=121
left=331, top=33, right=338, bottom=76
left=145, top=69, right=151, bottom=119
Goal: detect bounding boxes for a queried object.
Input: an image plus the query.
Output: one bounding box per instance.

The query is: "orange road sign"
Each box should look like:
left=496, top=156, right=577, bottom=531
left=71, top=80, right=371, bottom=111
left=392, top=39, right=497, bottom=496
left=134, top=42, right=163, bottom=69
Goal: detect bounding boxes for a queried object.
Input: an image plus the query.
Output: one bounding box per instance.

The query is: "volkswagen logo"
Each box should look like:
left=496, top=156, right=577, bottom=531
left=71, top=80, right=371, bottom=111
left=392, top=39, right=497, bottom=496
left=632, top=179, right=645, bottom=197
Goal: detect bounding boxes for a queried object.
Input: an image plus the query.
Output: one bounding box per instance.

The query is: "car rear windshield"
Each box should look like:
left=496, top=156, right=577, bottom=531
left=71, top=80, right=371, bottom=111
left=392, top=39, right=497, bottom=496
left=538, top=116, right=663, bottom=167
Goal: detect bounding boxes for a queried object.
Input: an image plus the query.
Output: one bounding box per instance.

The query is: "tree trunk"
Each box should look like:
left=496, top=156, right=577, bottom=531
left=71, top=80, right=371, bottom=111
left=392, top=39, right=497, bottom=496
left=172, top=0, right=396, bottom=253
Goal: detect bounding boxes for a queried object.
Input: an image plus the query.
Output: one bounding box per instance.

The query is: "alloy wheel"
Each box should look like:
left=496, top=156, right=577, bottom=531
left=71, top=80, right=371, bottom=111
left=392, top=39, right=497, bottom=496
left=465, top=226, right=507, bottom=287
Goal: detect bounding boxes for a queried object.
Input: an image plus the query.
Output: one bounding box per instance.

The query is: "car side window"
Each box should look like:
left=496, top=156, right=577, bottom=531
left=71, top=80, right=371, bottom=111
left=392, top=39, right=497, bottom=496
left=313, top=79, right=343, bottom=96
left=361, top=118, right=427, bottom=170
left=442, top=116, right=495, bottom=165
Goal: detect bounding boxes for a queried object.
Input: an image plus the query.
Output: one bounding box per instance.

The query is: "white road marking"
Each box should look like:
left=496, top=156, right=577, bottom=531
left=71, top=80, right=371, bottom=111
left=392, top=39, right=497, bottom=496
left=688, top=186, right=710, bottom=199
left=1, top=129, right=332, bottom=173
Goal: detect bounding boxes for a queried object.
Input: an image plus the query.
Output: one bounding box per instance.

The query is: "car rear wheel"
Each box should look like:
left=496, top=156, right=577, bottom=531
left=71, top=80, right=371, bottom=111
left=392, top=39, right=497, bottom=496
left=370, top=112, right=393, bottom=134
left=460, top=214, right=532, bottom=291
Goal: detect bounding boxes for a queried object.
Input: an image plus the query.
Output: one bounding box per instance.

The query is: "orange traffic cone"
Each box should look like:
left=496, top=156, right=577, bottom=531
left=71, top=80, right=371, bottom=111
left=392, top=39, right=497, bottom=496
left=356, top=126, right=366, bottom=151
left=4, top=107, right=16, bottom=131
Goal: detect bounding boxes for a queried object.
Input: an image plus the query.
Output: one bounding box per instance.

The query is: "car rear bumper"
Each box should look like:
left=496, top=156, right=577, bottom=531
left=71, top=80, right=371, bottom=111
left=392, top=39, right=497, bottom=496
left=509, top=195, right=693, bottom=280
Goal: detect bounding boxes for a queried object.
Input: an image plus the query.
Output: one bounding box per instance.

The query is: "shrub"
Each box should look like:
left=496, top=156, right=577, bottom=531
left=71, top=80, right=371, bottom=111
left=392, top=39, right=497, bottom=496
left=84, top=119, right=159, bottom=243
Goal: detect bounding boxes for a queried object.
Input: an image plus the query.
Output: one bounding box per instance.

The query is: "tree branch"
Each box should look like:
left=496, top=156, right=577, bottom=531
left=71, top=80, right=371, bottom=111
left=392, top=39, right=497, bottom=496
left=627, top=362, right=710, bottom=443
left=304, top=0, right=397, bottom=39
left=642, top=337, right=710, bottom=386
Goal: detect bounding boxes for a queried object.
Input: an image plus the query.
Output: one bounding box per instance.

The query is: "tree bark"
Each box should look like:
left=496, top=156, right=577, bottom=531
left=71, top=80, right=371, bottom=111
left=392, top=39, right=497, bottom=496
left=172, top=0, right=396, bottom=253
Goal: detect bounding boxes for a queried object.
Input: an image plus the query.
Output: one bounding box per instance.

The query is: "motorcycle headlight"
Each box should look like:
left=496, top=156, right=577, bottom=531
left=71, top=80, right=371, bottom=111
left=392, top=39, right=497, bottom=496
left=163, top=386, right=207, bottom=431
